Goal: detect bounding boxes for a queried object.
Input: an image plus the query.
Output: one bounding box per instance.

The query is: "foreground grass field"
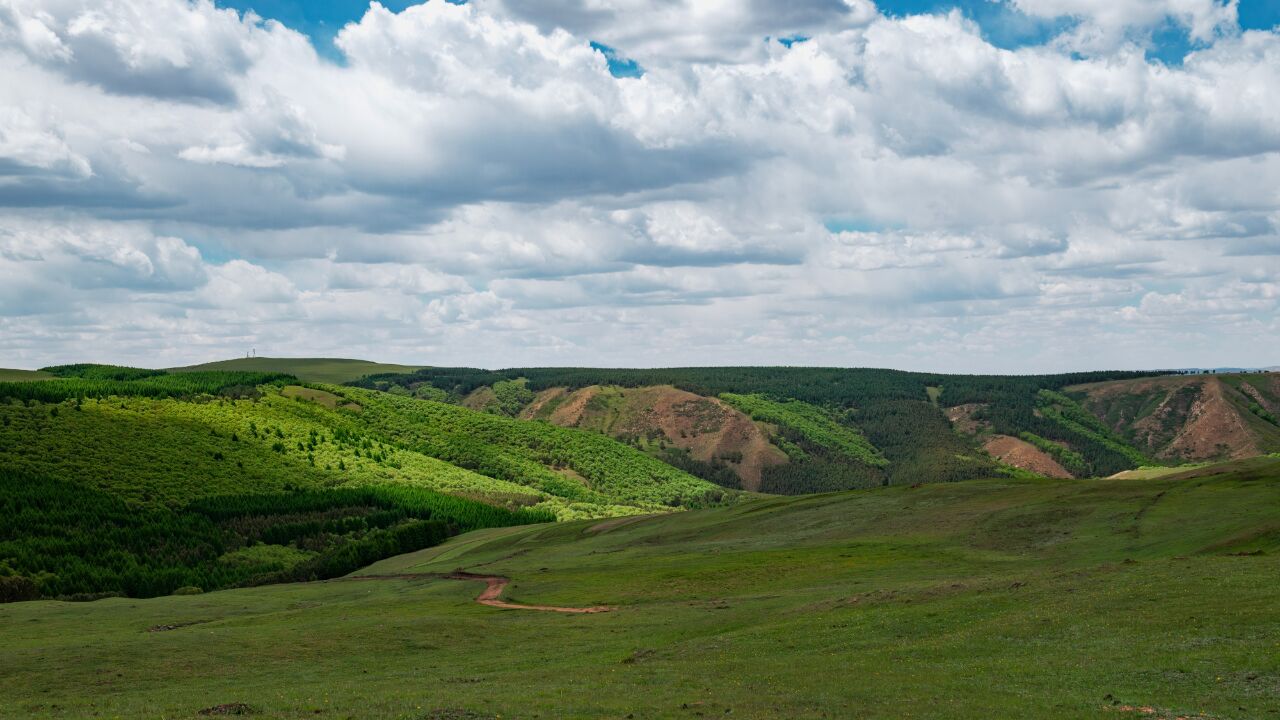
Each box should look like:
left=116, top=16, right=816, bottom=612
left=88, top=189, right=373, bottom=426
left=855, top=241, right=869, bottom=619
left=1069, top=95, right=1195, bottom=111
left=3, top=458, right=1279, bottom=719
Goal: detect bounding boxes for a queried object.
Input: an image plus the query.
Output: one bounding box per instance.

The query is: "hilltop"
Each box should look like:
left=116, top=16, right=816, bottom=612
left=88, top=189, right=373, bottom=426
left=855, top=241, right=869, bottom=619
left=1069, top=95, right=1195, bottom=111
left=1069, top=373, right=1280, bottom=461
left=169, top=357, right=424, bottom=384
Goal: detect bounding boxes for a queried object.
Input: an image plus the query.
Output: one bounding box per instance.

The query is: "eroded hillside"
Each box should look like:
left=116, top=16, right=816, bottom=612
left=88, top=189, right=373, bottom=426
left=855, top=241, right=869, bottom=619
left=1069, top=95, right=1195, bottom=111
left=1068, top=374, right=1280, bottom=462
left=518, top=385, right=786, bottom=491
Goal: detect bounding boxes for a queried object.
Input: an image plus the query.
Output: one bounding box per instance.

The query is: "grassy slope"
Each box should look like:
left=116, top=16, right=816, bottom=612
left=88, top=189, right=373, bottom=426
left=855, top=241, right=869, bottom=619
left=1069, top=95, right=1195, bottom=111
left=170, top=358, right=423, bottom=384
left=4, top=458, right=1277, bottom=719
left=0, top=369, right=52, bottom=382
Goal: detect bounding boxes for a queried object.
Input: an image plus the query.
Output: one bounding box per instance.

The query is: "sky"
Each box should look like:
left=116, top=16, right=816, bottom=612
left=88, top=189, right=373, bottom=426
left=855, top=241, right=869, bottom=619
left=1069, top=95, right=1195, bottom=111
left=1, top=1, right=1278, bottom=373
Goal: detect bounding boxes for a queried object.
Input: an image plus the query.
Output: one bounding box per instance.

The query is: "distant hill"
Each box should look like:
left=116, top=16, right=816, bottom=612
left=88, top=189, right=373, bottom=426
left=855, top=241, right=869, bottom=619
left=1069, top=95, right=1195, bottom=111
left=353, top=365, right=1178, bottom=487
left=169, top=357, right=424, bottom=384
left=0, top=368, right=52, bottom=382
left=1068, top=373, right=1280, bottom=461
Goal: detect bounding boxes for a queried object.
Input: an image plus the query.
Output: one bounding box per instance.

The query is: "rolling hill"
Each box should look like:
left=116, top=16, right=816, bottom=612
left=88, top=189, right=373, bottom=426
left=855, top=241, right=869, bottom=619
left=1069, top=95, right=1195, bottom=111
left=0, top=366, right=726, bottom=601
left=356, top=365, right=1190, bottom=486
left=7, top=359, right=1279, bottom=604
left=169, top=357, right=425, bottom=384
left=3, top=456, right=1277, bottom=718
left=1068, top=373, right=1280, bottom=461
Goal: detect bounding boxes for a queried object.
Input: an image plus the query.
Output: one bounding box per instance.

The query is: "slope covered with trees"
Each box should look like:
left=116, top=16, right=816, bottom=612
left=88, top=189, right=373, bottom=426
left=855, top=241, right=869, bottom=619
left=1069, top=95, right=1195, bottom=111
left=356, top=366, right=1169, bottom=485
left=0, top=471, right=548, bottom=601
left=0, top=366, right=731, bottom=601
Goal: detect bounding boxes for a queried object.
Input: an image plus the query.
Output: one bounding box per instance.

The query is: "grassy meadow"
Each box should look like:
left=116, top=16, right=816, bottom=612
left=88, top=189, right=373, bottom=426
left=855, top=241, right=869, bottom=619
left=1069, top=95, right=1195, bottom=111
left=3, top=457, right=1277, bottom=719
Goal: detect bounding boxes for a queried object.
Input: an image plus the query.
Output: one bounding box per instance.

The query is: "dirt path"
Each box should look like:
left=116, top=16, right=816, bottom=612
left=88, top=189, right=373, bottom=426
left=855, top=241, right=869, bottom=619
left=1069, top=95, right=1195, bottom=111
left=344, top=572, right=612, bottom=614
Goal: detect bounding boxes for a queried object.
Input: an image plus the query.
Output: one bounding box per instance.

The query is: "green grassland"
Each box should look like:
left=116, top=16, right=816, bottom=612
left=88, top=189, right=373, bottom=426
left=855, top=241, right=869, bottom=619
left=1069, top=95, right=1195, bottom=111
left=1108, top=464, right=1212, bottom=480
left=171, top=358, right=425, bottom=384
left=2, top=457, right=1277, bottom=718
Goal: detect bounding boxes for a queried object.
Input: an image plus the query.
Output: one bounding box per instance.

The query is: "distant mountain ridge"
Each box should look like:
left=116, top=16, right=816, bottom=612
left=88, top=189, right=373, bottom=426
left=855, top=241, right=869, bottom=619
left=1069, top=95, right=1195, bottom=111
left=169, top=357, right=424, bottom=384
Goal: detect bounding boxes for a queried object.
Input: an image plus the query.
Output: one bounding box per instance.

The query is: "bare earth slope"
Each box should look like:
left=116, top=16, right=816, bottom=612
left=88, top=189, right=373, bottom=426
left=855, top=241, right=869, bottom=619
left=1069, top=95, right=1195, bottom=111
left=521, top=385, right=786, bottom=491
left=1069, top=374, right=1280, bottom=462
left=981, top=435, right=1073, bottom=478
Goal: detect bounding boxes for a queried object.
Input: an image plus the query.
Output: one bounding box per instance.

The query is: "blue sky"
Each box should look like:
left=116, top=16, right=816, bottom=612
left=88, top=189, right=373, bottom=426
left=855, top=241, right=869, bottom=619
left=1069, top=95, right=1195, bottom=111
left=1, top=0, right=1278, bottom=372
left=222, top=0, right=1280, bottom=61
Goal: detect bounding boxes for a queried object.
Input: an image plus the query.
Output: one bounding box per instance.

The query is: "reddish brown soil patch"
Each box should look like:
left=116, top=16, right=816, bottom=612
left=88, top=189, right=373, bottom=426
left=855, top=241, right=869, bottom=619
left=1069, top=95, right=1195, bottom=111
left=1240, top=381, right=1280, bottom=415
left=533, top=385, right=786, bottom=491
left=341, top=573, right=612, bottom=614
left=447, top=573, right=612, bottom=614
left=946, top=403, right=990, bottom=435
left=546, top=385, right=600, bottom=426
left=982, top=435, right=1072, bottom=478
left=1147, top=379, right=1257, bottom=460
left=1072, top=376, right=1266, bottom=461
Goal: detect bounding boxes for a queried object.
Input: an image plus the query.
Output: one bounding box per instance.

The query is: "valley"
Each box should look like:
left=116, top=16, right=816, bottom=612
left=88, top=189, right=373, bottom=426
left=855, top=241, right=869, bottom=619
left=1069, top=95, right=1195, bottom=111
left=3, top=359, right=1279, bottom=718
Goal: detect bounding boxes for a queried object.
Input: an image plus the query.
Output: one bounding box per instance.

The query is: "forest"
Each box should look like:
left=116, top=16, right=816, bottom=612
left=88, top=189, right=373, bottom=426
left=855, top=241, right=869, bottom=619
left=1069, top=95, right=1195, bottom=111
left=0, top=365, right=293, bottom=404
left=0, top=471, right=551, bottom=602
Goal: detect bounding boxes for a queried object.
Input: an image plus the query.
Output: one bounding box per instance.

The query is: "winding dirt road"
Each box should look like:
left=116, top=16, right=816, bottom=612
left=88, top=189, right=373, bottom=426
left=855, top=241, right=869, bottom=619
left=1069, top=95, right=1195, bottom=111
left=345, top=572, right=612, bottom=614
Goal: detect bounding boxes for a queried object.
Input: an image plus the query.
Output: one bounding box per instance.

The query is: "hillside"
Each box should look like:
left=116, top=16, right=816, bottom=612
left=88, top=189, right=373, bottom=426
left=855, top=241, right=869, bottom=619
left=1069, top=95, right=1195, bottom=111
left=1068, top=373, right=1280, bottom=462
left=0, top=367, right=729, bottom=600
left=0, top=371, right=720, bottom=519
left=516, top=384, right=789, bottom=491
left=357, top=365, right=1177, bottom=485
left=4, top=457, right=1277, bottom=718
left=169, top=357, right=424, bottom=384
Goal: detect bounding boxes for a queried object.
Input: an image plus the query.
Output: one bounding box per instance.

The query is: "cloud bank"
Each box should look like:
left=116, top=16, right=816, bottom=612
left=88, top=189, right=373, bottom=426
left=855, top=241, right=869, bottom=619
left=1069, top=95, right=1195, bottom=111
left=1, top=0, right=1276, bottom=371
